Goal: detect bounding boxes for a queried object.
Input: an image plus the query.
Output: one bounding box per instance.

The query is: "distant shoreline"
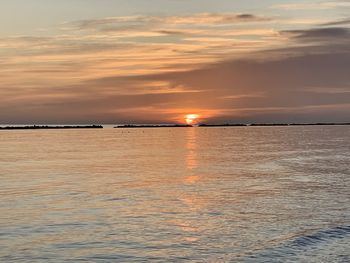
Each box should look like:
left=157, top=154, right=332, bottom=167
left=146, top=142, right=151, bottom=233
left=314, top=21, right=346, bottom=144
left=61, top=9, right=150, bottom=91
left=116, top=123, right=350, bottom=128
left=199, top=123, right=350, bottom=127
left=115, top=124, right=193, bottom=128
left=0, top=125, right=103, bottom=130
left=1, top=123, right=349, bottom=130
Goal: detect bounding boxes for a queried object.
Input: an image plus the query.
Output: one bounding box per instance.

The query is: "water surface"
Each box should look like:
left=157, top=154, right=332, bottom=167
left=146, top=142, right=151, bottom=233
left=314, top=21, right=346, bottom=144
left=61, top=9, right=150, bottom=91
left=1, top=126, right=349, bottom=262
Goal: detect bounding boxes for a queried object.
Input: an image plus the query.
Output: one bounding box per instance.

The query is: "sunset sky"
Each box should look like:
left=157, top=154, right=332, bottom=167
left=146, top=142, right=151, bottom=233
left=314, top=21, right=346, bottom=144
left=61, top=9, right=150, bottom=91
left=1, top=0, right=350, bottom=124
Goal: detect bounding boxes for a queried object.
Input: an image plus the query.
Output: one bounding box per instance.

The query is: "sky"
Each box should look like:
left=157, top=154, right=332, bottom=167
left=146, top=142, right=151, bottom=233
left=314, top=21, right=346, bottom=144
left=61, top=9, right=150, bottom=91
left=1, top=0, right=350, bottom=124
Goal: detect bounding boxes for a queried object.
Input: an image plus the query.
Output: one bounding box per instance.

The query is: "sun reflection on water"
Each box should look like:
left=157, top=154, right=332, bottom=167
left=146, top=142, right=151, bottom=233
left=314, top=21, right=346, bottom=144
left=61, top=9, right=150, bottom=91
left=185, top=127, right=198, bottom=171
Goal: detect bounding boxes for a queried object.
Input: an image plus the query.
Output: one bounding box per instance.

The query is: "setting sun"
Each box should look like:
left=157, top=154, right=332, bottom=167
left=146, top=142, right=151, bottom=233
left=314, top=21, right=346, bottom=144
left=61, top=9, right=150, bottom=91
left=185, top=114, right=200, bottom=125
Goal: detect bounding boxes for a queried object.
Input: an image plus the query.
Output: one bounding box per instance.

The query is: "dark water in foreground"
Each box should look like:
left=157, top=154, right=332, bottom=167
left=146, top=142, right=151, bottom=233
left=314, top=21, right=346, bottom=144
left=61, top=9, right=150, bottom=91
left=1, top=126, right=349, bottom=262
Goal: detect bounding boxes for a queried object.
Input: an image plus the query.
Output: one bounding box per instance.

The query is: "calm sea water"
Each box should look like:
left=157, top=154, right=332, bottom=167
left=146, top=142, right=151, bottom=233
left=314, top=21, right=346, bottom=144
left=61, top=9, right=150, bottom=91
left=1, top=126, right=349, bottom=262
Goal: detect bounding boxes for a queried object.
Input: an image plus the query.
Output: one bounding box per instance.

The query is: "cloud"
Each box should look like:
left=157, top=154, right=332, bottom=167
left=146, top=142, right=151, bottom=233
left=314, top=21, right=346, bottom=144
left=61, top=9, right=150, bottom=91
left=272, top=1, right=350, bottom=10
left=74, top=13, right=272, bottom=31
left=282, top=27, right=350, bottom=41
left=321, top=18, right=350, bottom=26
left=0, top=12, right=280, bottom=90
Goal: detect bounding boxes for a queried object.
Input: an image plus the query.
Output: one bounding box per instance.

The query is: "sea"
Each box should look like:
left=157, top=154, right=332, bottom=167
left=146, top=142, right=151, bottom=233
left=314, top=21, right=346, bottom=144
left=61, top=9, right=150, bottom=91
left=0, top=126, right=349, bottom=262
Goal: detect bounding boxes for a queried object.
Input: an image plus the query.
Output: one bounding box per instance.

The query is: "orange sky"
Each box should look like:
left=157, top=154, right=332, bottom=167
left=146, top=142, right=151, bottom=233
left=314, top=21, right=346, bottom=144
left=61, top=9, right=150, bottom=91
left=0, top=0, right=350, bottom=124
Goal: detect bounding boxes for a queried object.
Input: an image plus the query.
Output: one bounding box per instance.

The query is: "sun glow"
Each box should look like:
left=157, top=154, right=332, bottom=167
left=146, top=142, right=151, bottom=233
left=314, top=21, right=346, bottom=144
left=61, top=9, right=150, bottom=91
left=185, top=114, right=200, bottom=125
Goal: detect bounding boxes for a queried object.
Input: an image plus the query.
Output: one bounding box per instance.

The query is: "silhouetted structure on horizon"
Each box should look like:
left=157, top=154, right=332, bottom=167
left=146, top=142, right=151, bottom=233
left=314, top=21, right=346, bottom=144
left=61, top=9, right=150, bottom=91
left=0, top=125, right=103, bottom=130
left=199, top=123, right=350, bottom=127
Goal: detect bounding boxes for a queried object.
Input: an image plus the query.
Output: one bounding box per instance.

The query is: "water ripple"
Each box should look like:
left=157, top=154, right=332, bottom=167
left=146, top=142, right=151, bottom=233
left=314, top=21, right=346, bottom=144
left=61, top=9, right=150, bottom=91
left=246, top=225, right=350, bottom=262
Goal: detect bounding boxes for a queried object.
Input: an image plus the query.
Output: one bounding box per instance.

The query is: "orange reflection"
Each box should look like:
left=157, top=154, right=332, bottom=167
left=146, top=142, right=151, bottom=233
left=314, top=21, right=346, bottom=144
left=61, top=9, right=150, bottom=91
left=184, top=175, right=200, bottom=185
left=165, top=217, right=200, bottom=243
left=185, top=127, right=198, bottom=170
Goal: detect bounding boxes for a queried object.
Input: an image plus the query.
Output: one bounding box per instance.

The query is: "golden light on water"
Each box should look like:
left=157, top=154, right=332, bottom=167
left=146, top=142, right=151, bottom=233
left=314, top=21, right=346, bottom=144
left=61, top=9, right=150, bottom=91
left=185, top=114, right=200, bottom=125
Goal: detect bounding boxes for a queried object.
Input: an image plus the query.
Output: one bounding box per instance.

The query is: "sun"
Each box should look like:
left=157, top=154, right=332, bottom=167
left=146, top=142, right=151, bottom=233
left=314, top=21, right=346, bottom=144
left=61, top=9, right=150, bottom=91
left=185, top=114, right=200, bottom=125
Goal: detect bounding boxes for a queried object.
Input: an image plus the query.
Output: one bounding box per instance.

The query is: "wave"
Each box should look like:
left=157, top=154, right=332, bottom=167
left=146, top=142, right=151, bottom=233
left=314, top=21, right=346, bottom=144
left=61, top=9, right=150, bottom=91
left=245, top=225, right=350, bottom=262
left=290, top=225, right=350, bottom=248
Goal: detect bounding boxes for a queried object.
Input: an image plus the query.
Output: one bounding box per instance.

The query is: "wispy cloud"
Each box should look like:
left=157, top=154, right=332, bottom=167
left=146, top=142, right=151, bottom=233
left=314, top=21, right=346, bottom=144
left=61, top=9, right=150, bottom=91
left=272, top=1, right=350, bottom=10
left=321, top=17, right=350, bottom=26
left=73, top=13, right=272, bottom=31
